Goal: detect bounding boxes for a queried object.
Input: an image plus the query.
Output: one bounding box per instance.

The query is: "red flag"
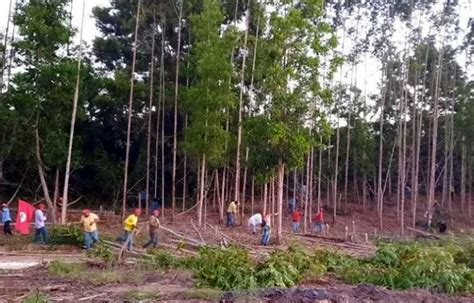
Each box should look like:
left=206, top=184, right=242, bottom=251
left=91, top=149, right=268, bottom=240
left=15, top=200, right=35, bottom=235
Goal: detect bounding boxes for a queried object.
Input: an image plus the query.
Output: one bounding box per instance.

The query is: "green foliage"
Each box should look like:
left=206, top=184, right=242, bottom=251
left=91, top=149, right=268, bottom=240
left=48, top=225, right=84, bottom=246
left=147, top=250, right=180, bottom=270
left=335, top=244, right=474, bottom=294
left=22, top=291, right=48, bottom=303
left=86, top=241, right=114, bottom=264
left=48, top=260, right=83, bottom=276
left=122, top=290, right=159, bottom=302
left=256, top=246, right=311, bottom=287
left=193, top=246, right=257, bottom=290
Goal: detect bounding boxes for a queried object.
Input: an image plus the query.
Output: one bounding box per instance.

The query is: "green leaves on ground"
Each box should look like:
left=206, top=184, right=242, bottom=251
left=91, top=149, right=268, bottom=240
left=48, top=225, right=84, bottom=246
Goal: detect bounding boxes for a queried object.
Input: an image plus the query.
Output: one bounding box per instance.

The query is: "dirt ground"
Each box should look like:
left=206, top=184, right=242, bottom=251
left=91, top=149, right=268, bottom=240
left=0, top=199, right=472, bottom=302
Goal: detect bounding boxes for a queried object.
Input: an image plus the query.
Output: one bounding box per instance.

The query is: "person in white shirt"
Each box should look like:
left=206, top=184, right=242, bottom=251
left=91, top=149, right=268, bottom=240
left=34, top=203, right=48, bottom=244
left=247, top=213, right=262, bottom=235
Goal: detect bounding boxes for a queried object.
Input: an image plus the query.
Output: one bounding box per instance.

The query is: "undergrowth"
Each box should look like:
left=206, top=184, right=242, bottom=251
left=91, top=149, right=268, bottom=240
left=172, top=241, right=473, bottom=293
left=48, top=225, right=83, bottom=246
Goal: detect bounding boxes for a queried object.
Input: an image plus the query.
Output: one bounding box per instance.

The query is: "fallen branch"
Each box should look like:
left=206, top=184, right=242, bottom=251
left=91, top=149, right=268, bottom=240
left=160, top=225, right=205, bottom=246
left=191, top=218, right=205, bottom=243
left=78, top=294, right=105, bottom=301
left=407, top=227, right=441, bottom=239
left=175, top=202, right=198, bottom=217
left=169, top=238, right=203, bottom=248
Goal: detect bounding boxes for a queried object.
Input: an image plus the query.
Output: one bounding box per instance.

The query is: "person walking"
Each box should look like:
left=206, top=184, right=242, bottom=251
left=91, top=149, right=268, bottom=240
left=1, top=203, right=13, bottom=235
left=291, top=207, right=302, bottom=233
left=247, top=213, right=262, bottom=235
left=34, top=203, right=48, bottom=244
left=80, top=209, right=100, bottom=250
left=313, top=208, right=324, bottom=234
left=117, top=208, right=141, bottom=251
left=143, top=209, right=160, bottom=249
left=226, top=201, right=239, bottom=227
left=261, top=217, right=271, bottom=246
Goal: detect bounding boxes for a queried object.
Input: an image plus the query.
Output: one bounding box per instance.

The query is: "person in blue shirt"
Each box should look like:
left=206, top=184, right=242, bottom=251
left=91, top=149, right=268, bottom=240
left=1, top=203, right=13, bottom=235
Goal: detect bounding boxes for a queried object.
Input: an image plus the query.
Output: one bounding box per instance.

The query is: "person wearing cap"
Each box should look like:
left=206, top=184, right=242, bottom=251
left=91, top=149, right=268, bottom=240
left=143, top=209, right=160, bottom=249
left=80, top=209, right=100, bottom=250
left=1, top=203, right=13, bottom=235
left=34, top=203, right=48, bottom=244
left=117, top=208, right=141, bottom=251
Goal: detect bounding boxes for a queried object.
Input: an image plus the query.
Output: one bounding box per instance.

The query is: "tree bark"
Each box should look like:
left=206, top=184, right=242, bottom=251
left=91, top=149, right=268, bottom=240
left=35, top=127, right=56, bottom=225
left=171, top=0, right=184, bottom=222
left=241, top=147, right=249, bottom=222
left=62, top=0, right=86, bottom=224
left=197, top=154, right=207, bottom=227
left=276, top=159, right=285, bottom=244
left=122, top=0, right=141, bottom=220
left=145, top=8, right=157, bottom=216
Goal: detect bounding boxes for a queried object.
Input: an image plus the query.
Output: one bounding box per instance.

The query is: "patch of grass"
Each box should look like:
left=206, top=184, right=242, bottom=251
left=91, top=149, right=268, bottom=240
left=22, top=291, right=48, bottom=303
left=48, top=225, right=83, bottom=246
left=86, top=241, right=114, bottom=264
left=48, top=260, right=83, bottom=276
left=181, top=288, right=222, bottom=301
left=122, top=290, right=159, bottom=301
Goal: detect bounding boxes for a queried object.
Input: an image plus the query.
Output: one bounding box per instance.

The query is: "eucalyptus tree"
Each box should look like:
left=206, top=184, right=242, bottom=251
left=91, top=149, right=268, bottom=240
left=183, top=0, right=237, bottom=227
left=246, top=0, right=340, bottom=244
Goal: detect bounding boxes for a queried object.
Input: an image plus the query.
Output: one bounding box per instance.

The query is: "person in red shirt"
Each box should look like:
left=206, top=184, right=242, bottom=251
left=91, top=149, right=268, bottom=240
left=313, top=207, right=324, bottom=233
left=291, top=207, right=302, bottom=233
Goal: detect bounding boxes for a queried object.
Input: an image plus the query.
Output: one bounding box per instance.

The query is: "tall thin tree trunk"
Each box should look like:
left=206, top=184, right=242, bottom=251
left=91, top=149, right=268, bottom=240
left=263, top=182, right=268, bottom=216
left=197, top=154, right=207, bottom=227
left=122, top=0, right=141, bottom=220
left=62, top=0, right=86, bottom=224
left=35, top=127, right=57, bottom=225
left=154, top=31, right=164, bottom=203
left=145, top=8, right=157, bottom=216
left=377, top=66, right=387, bottom=231
left=276, top=160, right=285, bottom=244
left=161, top=26, right=166, bottom=218
left=234, top=0, right=250, bottom=204
left=333, top=99, right=340, bottom=224
left=241, top=147, right=249, bottom=221
left=317, top=137, right=323, bottom=211
left=171, top=1, right=184, bottom=222
left=461, top=136, right=466, bottom=212
left=309, top=147, right=314, bottom=225
left=304, top=149, right=310, bottom=233
left=427, top=48, right=444, bottom=215
left=0, top=0, right=14, bottom=88
left=251, top=177, right=255, bottom=214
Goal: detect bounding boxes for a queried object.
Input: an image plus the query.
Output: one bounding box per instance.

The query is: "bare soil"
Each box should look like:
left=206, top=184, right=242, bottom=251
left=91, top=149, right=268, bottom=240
left=0, top=198, right=472, bottom=302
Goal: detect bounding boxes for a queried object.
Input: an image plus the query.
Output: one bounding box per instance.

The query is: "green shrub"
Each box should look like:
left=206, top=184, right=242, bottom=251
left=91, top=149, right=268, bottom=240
left=48, top=225, right=84, bottom=246
left=22, top=291, right=48, bottom=303
left=193, top=246, right=257, bottom=290
left=148, top=250, right=179, bottom=269
left=255, top=246, right=311, bottom=288
left=86, top=241, right=114, bottom=263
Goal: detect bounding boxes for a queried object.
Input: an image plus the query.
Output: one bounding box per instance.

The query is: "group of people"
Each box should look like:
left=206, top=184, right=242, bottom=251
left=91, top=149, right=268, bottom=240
left=1, top=203, right=49, bottom=243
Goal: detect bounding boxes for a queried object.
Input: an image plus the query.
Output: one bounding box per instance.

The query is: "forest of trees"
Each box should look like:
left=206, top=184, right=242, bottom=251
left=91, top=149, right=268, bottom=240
left=0, top=0, right=472, bottom=243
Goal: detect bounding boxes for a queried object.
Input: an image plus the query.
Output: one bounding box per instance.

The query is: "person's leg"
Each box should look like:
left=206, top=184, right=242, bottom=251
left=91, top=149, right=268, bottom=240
left=126, top=231, right=133, bottom=251
left=252, top=224, right=256, bottom=235
left=84, top=232, right=92, bottom=250
left=6, top=221, right=12, bottom=235
left=4, top=221, right=12, bottom=235
left=143, top=233, right=153, bottom=249
left=151, top=233, right=158, bottom=248
left=3, top=221, right=7, bottom=235
left=92, top=230, right=99, bottom=244
left=34, top=228, right=40, bottom=242
left=226, top=212, right=231, bottom=227
left=42, top=227, right=48, bottom=244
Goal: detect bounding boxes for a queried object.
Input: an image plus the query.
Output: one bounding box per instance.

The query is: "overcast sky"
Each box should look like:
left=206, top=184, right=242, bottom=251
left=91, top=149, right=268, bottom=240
left=0, top=0, right=472, bottom=95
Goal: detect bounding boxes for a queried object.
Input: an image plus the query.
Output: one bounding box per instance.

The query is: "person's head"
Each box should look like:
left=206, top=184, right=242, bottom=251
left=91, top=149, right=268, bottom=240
left=153, top=209, right=160, bottom=217
left=82, top=208, right=90, bottom=217
left=2, top=203, right=7, bottom=209
left=320, top=207, right=324, bottom=212
left=133, top=208, right=141, bottom=216
left=38, top=203, right=46, bottom=210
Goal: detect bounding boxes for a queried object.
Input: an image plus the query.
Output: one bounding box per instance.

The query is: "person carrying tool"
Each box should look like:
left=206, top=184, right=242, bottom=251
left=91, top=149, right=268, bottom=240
left=117, top=208, right=141, bottom=251
left=143, top=209, right=160, bottom=249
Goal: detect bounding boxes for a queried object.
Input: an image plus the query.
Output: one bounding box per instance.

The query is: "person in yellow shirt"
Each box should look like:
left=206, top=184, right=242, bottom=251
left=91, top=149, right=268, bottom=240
left=226, top=201, right=239, bottom=227
left=117, top=208, right=141, bottom=251
left=80, top=209, right=100, bottom=250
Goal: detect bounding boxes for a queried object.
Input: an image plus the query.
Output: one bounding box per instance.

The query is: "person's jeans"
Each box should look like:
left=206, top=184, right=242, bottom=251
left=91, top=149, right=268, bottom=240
left=226, top=212, right=235, bottom=227
left=117, top=230, right=134, bottom=251
left=143, top=232, right=158, bottom=249
left=292, top=222, right=300, bottom=233
left=84, top=230, right=99, bottom=250
left=34, top=227, right=48, bottom=244
left=314, top=222, right=324, bottom=233
left=3, top=220, right=12, bottom=235
left=261, top=226, right=271, bottom=246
